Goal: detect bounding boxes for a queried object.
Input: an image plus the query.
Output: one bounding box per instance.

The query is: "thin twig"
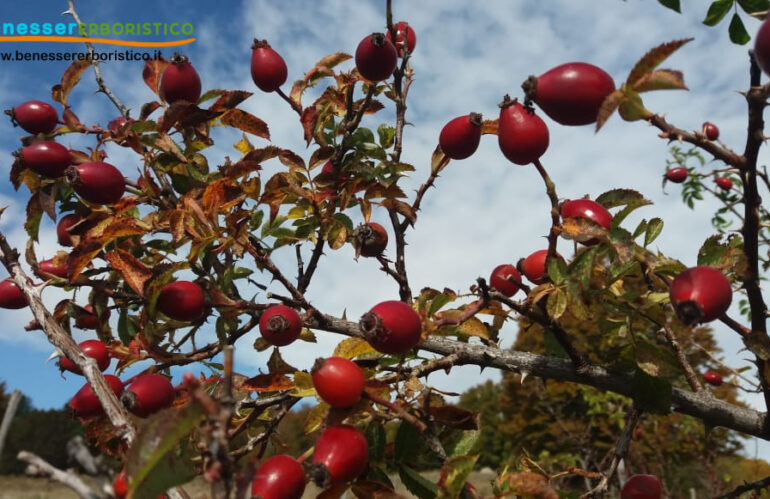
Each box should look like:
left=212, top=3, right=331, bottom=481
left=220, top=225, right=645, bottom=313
left=18, top=451, right=100, bottom=499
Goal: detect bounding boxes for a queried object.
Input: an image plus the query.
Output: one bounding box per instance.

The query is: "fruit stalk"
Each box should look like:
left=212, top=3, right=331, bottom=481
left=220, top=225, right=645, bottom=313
left=533, top=159, right=561, bottom=267
left=584, top=407, right=642, bottom=497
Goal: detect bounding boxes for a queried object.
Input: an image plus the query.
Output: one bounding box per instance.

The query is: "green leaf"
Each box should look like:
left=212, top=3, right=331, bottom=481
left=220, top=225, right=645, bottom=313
left=729, top=13, right=751, bottom=44
left=547, top=256, right=567, bottom=285
left=377, top=124, right=396, bottom=149
left=398, top=465, right=438, bottom=499
left=631, top=369, right=672, bottom=414
left=644, top=218, right=664, bottom=246
left=635, top=338, right=684, bottom=379
left=444, top=429, right=480, bottom=458
left=703, top=0, right=734, bottom=26
left=546, top=289, right=567, bottom=320
left=737, top=0, right=769, bottom=13
left=395, top=421, right=422, bottom=463
left=117, top=309, right=139, bottom=344
left=438, top=455, right=479, bottom=499
left=569, top=247, right=597, bottom=288
left=658, top=0, right=682, bottom=12
left=366, top=423, right=386, bottom=462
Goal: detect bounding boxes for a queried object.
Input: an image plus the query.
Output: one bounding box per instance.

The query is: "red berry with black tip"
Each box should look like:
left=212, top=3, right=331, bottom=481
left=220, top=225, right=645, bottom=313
left=386, top=21, right=416, bottom=57
left=523, top=62, right=615, bottom=126
left=498, top=97, right=549, bottom=165
left=355, top=33, right=397, bottom=82
left=59, top=339, right=110, bottom=374
left=715, top=176, right=733, bottom=191
left=518, top=249, right=559, bottom=285
left=359, top=300, right=422, bottom=355
left=621, top=474, right=662, bottom=499
left=251, top=39, right=288, bottom=92
left=65, top=162, right=125, bottom=205
left=20, top=141, right=71, bottom=178
left=159, top=53, right=201, bottom=104
left=259, top=304, right=303, bottom=346
left=121, top=374, right=175, bottom=418
left=157, top=281, right=206, bottom=322
left=439, top=113, right=482, bottom=160
left=665, top=167, right=688, bottom=184
left=312, top=357, right=365, bottom=408
left=704, top=370, right=723, bottom=386
left=310, top=425, right=368, bottom=486
left=561, top=199, right=612, bottom=245
left=57, top=214, right=82, bottom=247
left=0, top=278, right=27, bottom=309
left=354, top=222, right=388, bottom=258
left=702, top=121, right=719, bottom=141
left=251, top=454, right=306, bottom=499
left=6, top=100, right=58, bottom=134
left=489, top=264, right=522, bottom=297
left=69, top=374, right=124, bottom=417
left=36, top=258, right=68, bottom=279
left=669, top=266, right=732, bottom=324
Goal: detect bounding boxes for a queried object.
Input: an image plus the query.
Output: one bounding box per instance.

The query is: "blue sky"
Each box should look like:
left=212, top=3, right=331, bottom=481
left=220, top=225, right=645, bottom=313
left=0, top=0, right=767, bottom=456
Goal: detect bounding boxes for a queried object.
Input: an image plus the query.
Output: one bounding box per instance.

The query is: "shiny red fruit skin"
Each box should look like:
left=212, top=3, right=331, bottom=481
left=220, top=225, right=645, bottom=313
left=312, top=357, right=365, bottom=408
left=0, top=278, right=27, bottom=309
left=439, top=114, right=482, bottom=160
left=498, top=100, right=549, bottom=165
left=69, top=374, right=124, bottom=417
left=665, top=167, right=688, bottom=183
left=669, top=266, right=732, bottom=324
left=757, top=18, right=770, bottom=76
left=251, top=40, right=288, bottom=92
left=59, top=339, right=110, bottom=374
left=312, top=425, right=368, bottom=484
left=113, top=470, right=129, bottom=499
left=621, top=474, right=662, bottom=499
left=561, top=199, right=612, bottom=230
left=36, top=258, right=68, bottom=279
left=702, top=121, right=719, bottom=141
left=360, top=300, right=422, bottom=354
left=259, top=304, right=303, bottom=346
left=518, top=250, right=552, bottom=285
left=157, top=281, right=206, bottom=322
left=122, top=374, right=175, bottom=418
left=251, top=454, right=306, bottom=499
left=355, top=33, right=398, bottom=82
left=489, top=264, right=522, bottom=297
left=357, top=222, right=388, bottom=257
left=66, top=162, right=125, bottom=205
left=75, top=304, right=102, bottom=330
left=528, top=62, right=615, bottom=126
left=10, top=100, right=58, bottom=134
left=159, top=55, right=201, bottom=104
left=57, top=214, right=82, bottom=246
left=715, top=177, right=733, bottom=191
left=21, top=141, right=71, bottom=177
left=703, top=370, right=723, bottom=386
left=386, top=21, right=416, bottom=57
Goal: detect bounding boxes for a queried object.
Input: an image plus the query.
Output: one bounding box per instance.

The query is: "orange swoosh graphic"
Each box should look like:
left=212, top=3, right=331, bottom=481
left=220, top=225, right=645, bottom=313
left=0, top=36, right=195, bottom=47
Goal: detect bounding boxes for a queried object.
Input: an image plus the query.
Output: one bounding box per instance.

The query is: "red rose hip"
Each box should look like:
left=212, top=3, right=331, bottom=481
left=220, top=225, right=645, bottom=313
left=498, top=97, right=549, bottom=165
left=702, top=121, right=719, bottom=141
left=354, top=222, right=388, bottom=258
left=355, top=33, right=398, bottom=82
left=665, top=167, right=688, bottom=184
left=0, top=278, right=27, bottom=309
left=66, top=162, right=125, bottom=205
left=561, top=199, right=612, bottom=245
left=75, top=304, right=103, bottom=330
left=703, top=370, right=723, bottom=386
left=312, top=357, right=365, bottom=408
left=715, top=177, right=733, bottom=191
left=156, top=281, right=206, bottom=322
left=159, top=53, right=201, bottom=104
left=439, top=113, right=482, bottom=160
left=69, top=374, right=124, bottom=417
left=517, top=249, right=558, bottom=285
left=58, top=339, right=110, bottom=374
left=669, top=266, right=732, bottom=324
left=20, top=141, right=71, bottom=177
left=489, top=264, right=522, bottom=297
left=359, top=300, right=422, bottom=355
left=36, top=258, right=68, bottom=279
left=251, top=454, right=306, bottom=499
left=6, top=100, right=58, bottom=134
left=121, top=374, right=175, bottom=417
left=386, top=21, right=416, bottom=57
left=57, top=214, right=82, bottom=247
left=259, top=304, right=303, bottom=346
left=310, top=425, right=368, bottom=486
left=251, top=39, right=288, bottom=92
left=621, top=474, right=662, bottom=499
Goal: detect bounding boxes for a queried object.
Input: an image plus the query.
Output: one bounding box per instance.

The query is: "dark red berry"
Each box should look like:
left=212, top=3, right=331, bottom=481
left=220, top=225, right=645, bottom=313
left=113, top=470, right=129, bottom=499
left=65, top=162, right=125, bottom=205
left=20, top=141, right=71, bottom=178
left=702, top=121, right=719, bottom=141
left=159, top=54, right=201, bottom=104
left=517, top=249, right=559, bottom=285
left=561, top=199, right=612, bottom=245
left=69, top=374, right=124, bottom=417
left=498, top=97, right=549, bottom=165
left=355, top=33, right=398, bottom=82
left=489, top=264, right=522, bottom=297
left=312, top=357, right=365, bottom=408
left=108, top=116, right=134, bottom=134
left=756, top=18, right=770, bottom=76
left=621, top=474, right=662, bottom=499
left=251, top=455, right=306, bottom=499
left=259, top=305, right=303, bottom=346
left=59, top=339, right=110, bottom=374
left=6, top=100, right=58, bottom=134
left=386, top=21, right=416, bottom=57
left=57, top=214, right=82, bottom=247
left=121, top=374, right=175, bottom=418
left=715, top=177, right=733, bottom=191
left=0, top=278, right=27, bottom=309
left=36, top=258, right=68, bottom=279
left=359, top=300, right=422, bottom=355
left=669, top=266, right=732, bottom=324
left=354, top=222, right=388, bottom=258
left=523, top=62, right=615, bottom=126
left=157, top=281, right=206, bottom=322
left=703, top=370, right=723, bottom=386
left=439, top=113, right=482, bottom=160
left=310, top=425, right=368, bottom=486
left=665, top=167, right=688, bottom=184
left=251, top=39, right=288, bottom=92
left=75, top=304, right=105, bottom=330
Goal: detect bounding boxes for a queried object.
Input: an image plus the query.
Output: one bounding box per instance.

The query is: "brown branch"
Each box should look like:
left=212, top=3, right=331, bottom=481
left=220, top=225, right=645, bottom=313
left=660, top=324, right=704, bottom=392
left=715, top=474, right=770, bottom=498
left=649, top=114, right=745, bottom=169
left=18, top=451, right=100, bottom=499
left=582, top=408, right=642, bottom=498
left=276, top=87, right=302, bottom=116
left=297, top=237, right=325, bottom=293
left=533, top=159, right=561, bottom=264
left=388, top=209, right=412, bottom=302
